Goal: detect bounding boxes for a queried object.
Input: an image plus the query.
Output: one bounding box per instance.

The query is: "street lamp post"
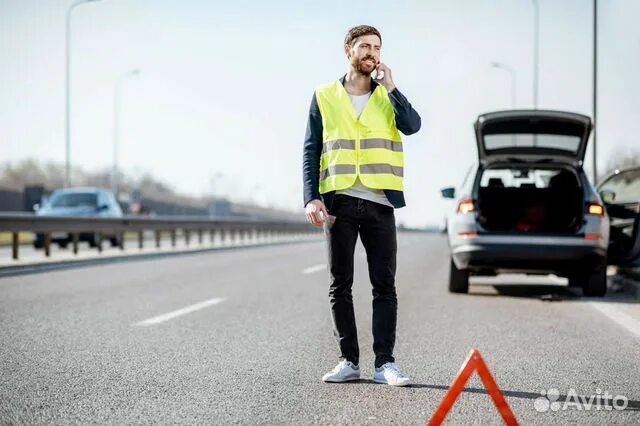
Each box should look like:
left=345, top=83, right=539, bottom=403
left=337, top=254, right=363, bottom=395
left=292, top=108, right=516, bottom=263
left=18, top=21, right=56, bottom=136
left=65, top=0, right=102, bottom=188
left=491, top=61, right=518, bottom=147
left=112, top=69, right=141, bottom=196
left=209, top=172, right=224, bottom=217
left=490, top=61, right=517, bottom=108
left=532, top=0, right=539, bottom=110
left=592, top=0, right=598, bottom=183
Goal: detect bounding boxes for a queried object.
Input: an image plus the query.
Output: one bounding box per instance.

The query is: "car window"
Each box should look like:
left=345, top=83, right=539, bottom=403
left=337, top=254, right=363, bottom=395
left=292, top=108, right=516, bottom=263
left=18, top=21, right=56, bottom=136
left=599, top=169, right=640, bottom=204
left=49, top=192, right=98, bottom=208
left=479, top=168, right=568, bottom=189
left=484, top=134, right=581, bottom=153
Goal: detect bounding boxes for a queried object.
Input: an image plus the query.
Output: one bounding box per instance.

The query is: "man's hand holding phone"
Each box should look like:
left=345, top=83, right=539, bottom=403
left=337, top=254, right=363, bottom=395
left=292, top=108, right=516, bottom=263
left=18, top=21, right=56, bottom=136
left=305, top=199, right=329, bottom=227
left=373, top=62, right=396, bottom=93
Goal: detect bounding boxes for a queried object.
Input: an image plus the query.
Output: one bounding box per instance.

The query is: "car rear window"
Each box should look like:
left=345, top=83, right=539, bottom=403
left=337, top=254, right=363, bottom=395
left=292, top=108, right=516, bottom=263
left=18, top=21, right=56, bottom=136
left=481, top=117, right=587, bottom=154
left=484, top=134, right=581, bottom=153
left=49, top=193, right=98, bottom=208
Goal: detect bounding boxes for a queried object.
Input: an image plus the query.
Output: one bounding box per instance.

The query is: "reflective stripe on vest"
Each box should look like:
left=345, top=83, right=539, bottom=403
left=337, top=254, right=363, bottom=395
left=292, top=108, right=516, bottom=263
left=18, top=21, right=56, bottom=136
left=315, top=80, right=404, bottom=193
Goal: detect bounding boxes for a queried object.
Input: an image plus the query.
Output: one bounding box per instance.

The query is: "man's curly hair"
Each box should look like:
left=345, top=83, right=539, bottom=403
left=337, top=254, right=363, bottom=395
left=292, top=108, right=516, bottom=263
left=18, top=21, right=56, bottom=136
left=344, top=25, right=382, bottom=47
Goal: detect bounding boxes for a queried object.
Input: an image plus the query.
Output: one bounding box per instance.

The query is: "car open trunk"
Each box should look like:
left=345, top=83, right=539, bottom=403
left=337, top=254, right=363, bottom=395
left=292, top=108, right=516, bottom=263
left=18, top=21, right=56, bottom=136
left=476, top=166, right=584, bottom=234
left=474, top=110, right=592, bottom=166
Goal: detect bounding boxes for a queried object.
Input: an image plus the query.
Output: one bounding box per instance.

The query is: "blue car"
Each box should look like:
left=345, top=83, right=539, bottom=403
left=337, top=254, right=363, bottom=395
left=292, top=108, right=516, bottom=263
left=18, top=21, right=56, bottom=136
left=33, top=187, right=123, bottom=249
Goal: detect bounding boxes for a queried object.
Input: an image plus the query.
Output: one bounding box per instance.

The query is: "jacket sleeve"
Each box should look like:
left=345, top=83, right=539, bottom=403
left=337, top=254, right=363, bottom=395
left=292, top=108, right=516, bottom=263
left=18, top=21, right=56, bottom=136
left=302, top=92, right=323, bottom=207
left=388, top=87, right=422, bottom=135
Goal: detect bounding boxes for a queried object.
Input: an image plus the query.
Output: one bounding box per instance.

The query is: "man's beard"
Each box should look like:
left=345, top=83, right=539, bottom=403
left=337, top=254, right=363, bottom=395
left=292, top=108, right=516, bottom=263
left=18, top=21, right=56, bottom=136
left=350, top=55, right=378, bottom=76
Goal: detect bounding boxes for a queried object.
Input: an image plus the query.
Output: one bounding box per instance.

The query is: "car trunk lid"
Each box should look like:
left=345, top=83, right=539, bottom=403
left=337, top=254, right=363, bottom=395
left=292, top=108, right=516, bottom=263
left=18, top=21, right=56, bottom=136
left=475, top=110, right=592, bottom=166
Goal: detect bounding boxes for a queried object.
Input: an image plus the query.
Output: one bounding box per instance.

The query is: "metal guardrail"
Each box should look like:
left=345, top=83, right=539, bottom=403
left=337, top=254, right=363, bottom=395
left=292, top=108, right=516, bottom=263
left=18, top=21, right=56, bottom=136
left=0, top=213, right=318, bottom=260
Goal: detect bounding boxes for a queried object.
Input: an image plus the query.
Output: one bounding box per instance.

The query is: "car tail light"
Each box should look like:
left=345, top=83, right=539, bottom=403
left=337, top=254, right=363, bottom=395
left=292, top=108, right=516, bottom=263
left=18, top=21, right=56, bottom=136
left=457, top=198, right=475, bottom=214
left=457, top=232, right=478, bottom=238
left=587, top=203, right=604, bottom=216
left=585, top=233, right=602, bottom=240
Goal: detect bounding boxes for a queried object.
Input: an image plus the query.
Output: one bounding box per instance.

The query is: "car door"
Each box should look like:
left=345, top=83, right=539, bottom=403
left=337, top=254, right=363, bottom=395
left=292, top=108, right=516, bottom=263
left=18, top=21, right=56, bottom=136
left=104, top=191, right=123, bottom=217
left=95, top=191, right=106, bottom=217
left=597, top=167, right=640, bottom=266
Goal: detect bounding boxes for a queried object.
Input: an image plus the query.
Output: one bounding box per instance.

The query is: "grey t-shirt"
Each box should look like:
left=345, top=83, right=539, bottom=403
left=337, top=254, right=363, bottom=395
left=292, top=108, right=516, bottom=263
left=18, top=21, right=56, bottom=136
left=335, top=91, right=394, bottom=208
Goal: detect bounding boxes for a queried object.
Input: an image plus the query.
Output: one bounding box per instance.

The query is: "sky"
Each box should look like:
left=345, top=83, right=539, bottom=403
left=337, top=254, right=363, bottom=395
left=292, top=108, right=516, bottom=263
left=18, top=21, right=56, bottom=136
left=1, top=0, right=639, bottom=227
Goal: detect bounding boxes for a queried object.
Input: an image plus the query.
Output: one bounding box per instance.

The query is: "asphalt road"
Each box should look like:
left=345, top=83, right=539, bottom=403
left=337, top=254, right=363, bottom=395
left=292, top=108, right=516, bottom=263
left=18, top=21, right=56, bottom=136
left=1, top=232, right=639, bottom=425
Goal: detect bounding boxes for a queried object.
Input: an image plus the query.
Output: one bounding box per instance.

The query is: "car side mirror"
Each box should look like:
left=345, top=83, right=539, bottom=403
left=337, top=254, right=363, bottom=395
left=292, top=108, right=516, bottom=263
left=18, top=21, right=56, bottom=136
left=600, top=190, right=616, bottom=204
left=97, top=204, right=109, bottom=211
left=32, top=203, right=40, bottom=211
left=441, top=187, right=456, bottom=199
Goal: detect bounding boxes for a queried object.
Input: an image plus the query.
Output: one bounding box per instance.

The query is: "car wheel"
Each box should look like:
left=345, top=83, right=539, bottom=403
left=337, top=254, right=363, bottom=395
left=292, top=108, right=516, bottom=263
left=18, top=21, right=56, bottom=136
left=449, top=258, right=469, bottom=294
left=109, top=235, right=121, bottom=248
left=58, top=240, right=69, bottom=249
left=567, top=273, right=581, bottom=287
left=33, top=239, right=44, bottom=249
left=581, top=267, right=607, bottom=297
left=88, top=233, right=99, bottom=248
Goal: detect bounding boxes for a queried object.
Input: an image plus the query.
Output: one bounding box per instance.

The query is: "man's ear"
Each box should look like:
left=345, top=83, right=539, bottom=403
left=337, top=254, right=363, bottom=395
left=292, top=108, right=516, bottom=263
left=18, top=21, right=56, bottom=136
left=344, top=43, right=351, bottom=58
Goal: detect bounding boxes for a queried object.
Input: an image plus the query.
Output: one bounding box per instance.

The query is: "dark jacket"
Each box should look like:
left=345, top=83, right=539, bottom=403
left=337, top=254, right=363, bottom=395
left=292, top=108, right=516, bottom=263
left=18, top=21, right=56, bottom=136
left=302, top=75, right=421, bottom=211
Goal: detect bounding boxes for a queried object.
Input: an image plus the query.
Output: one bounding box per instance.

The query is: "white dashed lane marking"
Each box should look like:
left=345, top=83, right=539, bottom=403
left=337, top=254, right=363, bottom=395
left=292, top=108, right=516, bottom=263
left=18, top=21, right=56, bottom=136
left=133, top=297, right=225, bottom=326
left=303, top=264, right=327, bottom=274
left=589, top=302, right=640, bottom=340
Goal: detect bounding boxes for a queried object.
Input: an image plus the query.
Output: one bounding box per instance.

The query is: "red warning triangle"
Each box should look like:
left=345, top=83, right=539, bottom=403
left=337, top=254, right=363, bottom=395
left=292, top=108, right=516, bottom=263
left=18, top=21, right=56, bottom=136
left=428, top=349, right=519, bottom=425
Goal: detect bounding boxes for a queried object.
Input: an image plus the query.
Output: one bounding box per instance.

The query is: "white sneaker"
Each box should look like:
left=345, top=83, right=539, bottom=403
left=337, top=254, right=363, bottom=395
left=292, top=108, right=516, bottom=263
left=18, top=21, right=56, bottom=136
left=373, top=362, right=411, bottom=386
left=322, top=360, right=361, bottom=383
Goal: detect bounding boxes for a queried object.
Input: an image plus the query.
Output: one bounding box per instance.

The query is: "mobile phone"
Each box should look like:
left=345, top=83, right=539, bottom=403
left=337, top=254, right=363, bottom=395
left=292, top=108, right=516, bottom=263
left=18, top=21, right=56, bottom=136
left=372, top=66, right=384, bottom=81
left=322, top=213, right=336, bottom=235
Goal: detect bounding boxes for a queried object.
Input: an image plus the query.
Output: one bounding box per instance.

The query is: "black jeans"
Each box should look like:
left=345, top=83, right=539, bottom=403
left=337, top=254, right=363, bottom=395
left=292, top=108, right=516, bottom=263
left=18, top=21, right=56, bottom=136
left=325, top=194, right=397, bottom=368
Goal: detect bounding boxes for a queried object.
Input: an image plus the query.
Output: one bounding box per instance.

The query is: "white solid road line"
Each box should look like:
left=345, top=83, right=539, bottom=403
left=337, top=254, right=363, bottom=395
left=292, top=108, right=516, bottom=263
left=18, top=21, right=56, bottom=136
left=133, top=297, right=225, bottom=327
left=589, top=302, right=640, bottom=340
left=303, top=263, right=326, bottom=274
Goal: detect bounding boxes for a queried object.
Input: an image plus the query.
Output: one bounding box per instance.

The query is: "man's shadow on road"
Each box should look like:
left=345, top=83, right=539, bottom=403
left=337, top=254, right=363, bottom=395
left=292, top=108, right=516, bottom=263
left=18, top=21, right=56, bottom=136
left=411, top=384, right=640, bottom=412
left=334, top=380, right=640, bottom=411
left=467, top=283, right=639, bottom=304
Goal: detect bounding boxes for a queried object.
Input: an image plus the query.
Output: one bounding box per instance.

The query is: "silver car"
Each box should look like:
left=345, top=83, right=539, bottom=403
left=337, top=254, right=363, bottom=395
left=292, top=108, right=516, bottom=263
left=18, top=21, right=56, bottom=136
left=33, top=187, right=123, bottom=248
left=441, top=110, right=640, bottom=297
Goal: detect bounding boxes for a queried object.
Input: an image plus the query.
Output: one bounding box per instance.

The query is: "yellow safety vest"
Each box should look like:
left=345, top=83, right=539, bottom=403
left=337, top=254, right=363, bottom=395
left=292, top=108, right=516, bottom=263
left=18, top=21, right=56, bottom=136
left=315, top=80, right=404, bottom=194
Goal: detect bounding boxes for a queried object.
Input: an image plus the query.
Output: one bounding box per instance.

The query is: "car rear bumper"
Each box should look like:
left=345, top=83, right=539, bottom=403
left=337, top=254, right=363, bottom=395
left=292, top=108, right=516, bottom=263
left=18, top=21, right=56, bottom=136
left=451, top=236, right=607, bottom=273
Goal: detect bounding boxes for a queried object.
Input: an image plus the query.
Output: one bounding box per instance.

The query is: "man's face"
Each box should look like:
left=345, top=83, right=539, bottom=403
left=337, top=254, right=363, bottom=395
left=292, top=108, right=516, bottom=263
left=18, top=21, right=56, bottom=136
left=345, top=34, right=381, bottom=76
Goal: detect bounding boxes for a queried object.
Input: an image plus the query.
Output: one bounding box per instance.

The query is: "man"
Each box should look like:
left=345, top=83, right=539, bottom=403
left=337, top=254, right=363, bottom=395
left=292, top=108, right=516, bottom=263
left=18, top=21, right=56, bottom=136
left=302, top=25, right=421, bottom=386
